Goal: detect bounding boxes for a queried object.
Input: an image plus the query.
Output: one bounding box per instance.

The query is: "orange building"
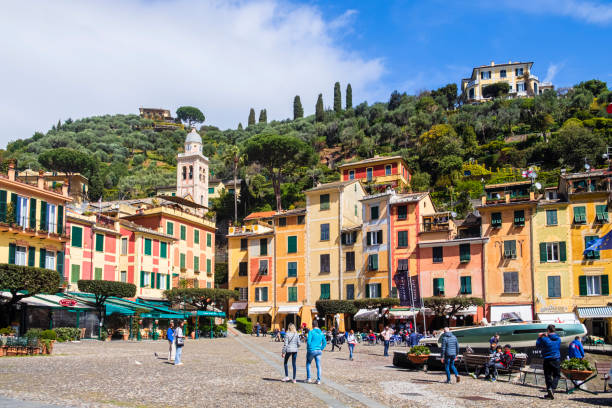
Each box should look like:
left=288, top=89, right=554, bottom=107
left=338, top=156, right=411, bottom=191
left=479, top=181, right=537, bottom=322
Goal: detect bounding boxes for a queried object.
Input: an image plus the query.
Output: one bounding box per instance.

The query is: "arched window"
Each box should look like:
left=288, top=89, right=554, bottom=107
left=189, top=165, right=193, bottom=179
left=182, top=166, right=187, bottom=180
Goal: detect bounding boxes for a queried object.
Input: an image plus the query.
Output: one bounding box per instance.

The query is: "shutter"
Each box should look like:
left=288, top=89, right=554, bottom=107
left=156, top=273, right=161, bottom=289
left=377, top=230, right=383, bottom=244
left=579, top=276, right=587, bottom=296
left=376, top=283, right=382, bottom=298
left=40, top=201, right=47, bottom=230
left=365, top=284, right=370, bottom=298
left=288, top=236, right=297, bottom=253
left=56, top=251, right=64, bottom=276
left=547, top=276, right=554, bottom=298
left=466, top=277, right=472, bottom=294
left=373, top=254, right=378, bottom=270
left=367, top=232, right=371, bottom=246
left=10, top=193, right=17, bottom=223
left=57, top=205, right=63, bottom=234
left=439, top=279, right=444, bottom=293
left=29, top=198, right=37, bottom=229
left=539, top=243, right=547, bottom=263
left=0, top=190, right=6, bottom=222
left=28, top=247, right=35, bottom=267
left=39, top=248, right=46, bottom=268
left=140, top=271, right=145, bottom=287
left=166, top=274, right=170, bottom=289
left=602, top=275, right=609, bottom=296
left=8, top=243, right=15, bottom=264
left=559, top=241, right=567, bottom=262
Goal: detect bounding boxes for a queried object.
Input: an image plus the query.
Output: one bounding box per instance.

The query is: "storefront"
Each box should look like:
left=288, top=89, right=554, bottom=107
left=576, top=306, right=612, bottom=341
left=276, top=305, right=301, bottom=329
left=248, top=306, right=272, bottom=328
left=229, top=302, right=247, bottom=319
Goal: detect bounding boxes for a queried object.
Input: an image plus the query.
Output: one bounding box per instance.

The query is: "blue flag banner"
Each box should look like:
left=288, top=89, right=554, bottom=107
left=583, top=230, right=612, bottom=254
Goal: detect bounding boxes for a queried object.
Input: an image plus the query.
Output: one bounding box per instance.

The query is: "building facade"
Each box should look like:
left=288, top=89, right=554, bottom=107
left=337, top=156, right=411, bottom=191
left=177, top=127, right=210, bottom=207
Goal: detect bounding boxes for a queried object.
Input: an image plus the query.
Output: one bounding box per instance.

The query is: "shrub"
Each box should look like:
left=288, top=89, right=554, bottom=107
left=236, top=317, right=252, bottom=334
left=409, top=345, right=430, bottom=355
left=315, top=300, right=357, bottom=316
left=24, top=328, right=43, bottom=340
left=0, top=327, right=14, bottom=335
left=55, top=327, right=81, bottom=342
left=39, top=329, right=57, bottom=341
left=482, top=82, right=510, bottom=98
left=561, top=358, right=592, bottom=371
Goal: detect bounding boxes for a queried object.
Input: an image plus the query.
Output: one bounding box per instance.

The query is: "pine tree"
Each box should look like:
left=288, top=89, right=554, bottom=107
left=258, top=109, right=267, bottom=124
left=346, top=83, right=352, bottom=110
left=315, top=94, right=324, bottom=122
left=238, top=123, right=243, bottom=130
left=248, top=108, right=255, bottom=126
left=293, top=96, right=304, bottom=120
left=333, top=82, right=342, bottom=113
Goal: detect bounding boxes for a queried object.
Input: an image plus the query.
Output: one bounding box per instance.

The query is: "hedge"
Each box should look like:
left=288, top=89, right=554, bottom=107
left=236, top=317, right=252, bottom=334
left=55, top=327, right=81, bottom=342
left=315, top=300, right=357, bottom=316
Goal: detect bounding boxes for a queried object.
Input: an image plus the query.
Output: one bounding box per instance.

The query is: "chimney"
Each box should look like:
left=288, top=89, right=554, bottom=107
left=7, top=160, right=16, bottom=181
left=62, top=178, right=69, bottom=197
left=491, top=61, right=495, bottom=66
left=37, top=170, right=45, bottom=189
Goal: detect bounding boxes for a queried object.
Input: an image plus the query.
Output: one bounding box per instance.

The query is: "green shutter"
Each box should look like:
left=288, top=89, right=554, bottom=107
left=596, top=205, right=608, bottom=222
left=56, top=251, right=64, bottom=277
left=376, top=283, right=382, bottom=297
left=167, top=221, right=173, bottom=236
left=180, top=253, right=185, bottom=269
left=40, top=201, right=47, bottom=230
left=39, top=248, right=46, bottom=268
left=29, top=198, right=37, bottom=229
left=559, top=241, right=567, bottom=262
left=574, top=206, right=586, bottom=223
left=207, top=233, right=212, bottom=247
left=144, top=238, right=152, bottom=255
left=373, top=254, right=378, bottom=270
left=10, top=193, right=17, bottom=224
left=547, top=276, right=555, bottom=298
left=194, top=256, right=199, bottom=272
left=140, top=271, right=145, bottom=287
left=602, top=275, right=609, bottom=296
left=8, top=243, right=16, bottom=264
left=57, top=205, right=63, bottom=234
left=0, top=190, right=6, bottom=222
left=28, top=247, right=35, bottom=267
left=156, top=273, right=161, bottom=289
left=207, top=259, right=211, bottom=273
left=194, top=229, right=199, bottom=244
left=166, top=274, right=170, bottom=289
left=460, top=244, right=471, bottom=262
left=95, top=268, right=102, bottom=280
left=160, top=242, right=167, bottom=258
left=180, top=225, right=186, bottom=240
left=539, top=243, right=547, bottom=263
left=95, top=234, right=104, bottom=252
left=579, top=276, right=587, bottom=296
left=71, top=265, right=80, bottom=283
left=466, top=277, right=472, bottom=294
left=287, top=236, right=297, bottom=253
left=71, top=226, right=82, bottom=248
left=320, top=194, right=330, bottom=210
left=365, top=284, right=370, bottom=298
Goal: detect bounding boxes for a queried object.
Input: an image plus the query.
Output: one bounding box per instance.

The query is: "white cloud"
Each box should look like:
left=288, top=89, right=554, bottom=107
left=499, top=0, right=612, bottom=24
left=0, top=0, right=384, bottom=146
left=544, top=62, right=564, bottom=83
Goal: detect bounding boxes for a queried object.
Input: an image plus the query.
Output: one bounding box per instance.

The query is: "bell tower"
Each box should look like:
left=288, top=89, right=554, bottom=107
left=176, top=127, right=209, bottom=207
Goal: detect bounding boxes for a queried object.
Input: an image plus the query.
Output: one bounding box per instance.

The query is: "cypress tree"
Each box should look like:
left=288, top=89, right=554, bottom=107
left=259, top=109, right=267, bottom=124
left=346, top=83, right=352, bottom=110
left=238, top=123, right=243, bottom=130
left=248, top=108, right=255, bottom=126
left=315, top=94, right=324, bottom=122
left=333, top=82, right=342, bottom=113
left=293, top=95, right=304, bottom=120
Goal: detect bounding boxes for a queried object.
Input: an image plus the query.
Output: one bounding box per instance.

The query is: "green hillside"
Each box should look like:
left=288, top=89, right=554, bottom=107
left=4, top=79, right=612, bottom=224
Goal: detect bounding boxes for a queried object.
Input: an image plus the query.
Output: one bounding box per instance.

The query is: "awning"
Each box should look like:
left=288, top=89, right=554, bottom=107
left=0, top=292, right=94, bottom=310
left=388, top=308, right=416, bottom=319
left=455, top=306, right=478, bottom=316
left=248, top=306, right=271, bottom=315
left=577, top=307, right=612, bottom=319
left=277, top=305, right=301, bottom=314
left=353, top=308, right=379, bottom=321
left=538, top=313, right=580, bottom=324
left=490, top=305, right=533, bottom=322
left=230, top=302, right=247, bottom=311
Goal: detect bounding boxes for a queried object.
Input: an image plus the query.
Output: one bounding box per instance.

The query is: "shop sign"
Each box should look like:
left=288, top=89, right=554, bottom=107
left=59, top=299, right=77, bottom=307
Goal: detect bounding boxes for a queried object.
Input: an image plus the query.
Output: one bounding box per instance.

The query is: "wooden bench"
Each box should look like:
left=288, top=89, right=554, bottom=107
left=496, top=356, right=527, bottom=382
left=462, top=354, right=490, bottom=374
left=595, top=361, right=612, bottom=393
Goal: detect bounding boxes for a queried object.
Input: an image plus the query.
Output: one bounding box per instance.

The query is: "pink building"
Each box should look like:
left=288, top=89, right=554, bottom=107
left=417, top=213, right=488, bottom=326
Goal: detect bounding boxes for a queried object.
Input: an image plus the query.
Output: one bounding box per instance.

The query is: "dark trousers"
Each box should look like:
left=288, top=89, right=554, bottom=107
left=331, top=338, right=341, bottom=351
left=543, top=358, right=561, bottom=391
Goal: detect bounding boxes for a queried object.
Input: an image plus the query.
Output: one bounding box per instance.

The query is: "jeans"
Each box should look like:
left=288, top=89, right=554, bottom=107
left=482, top=362, right=504, bottom=378
left=543, top=358, right=561, bottom=391
left=383, top=340, right=390, bottom=356
left=168, top=340, right=176, bottom=361
left=284, top=352, right=297, bottom=379
left=174, top=345, right=183, bottom=364
left=348, top=343, right=355, bottom=359
left=306, top=350, right=322, bottom=381
left=444, top=355, right=458, bottom=382
left=256, top=327, right=260, bottom=337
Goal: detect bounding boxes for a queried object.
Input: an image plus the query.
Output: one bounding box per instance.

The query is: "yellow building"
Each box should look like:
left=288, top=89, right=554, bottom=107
left=559, top=169, right=612, bottom=340
left=360, top=192, right=392, bottom=299
left=479, top=180, right=537, bottom=322
left=305, top=180, right=365, bottom=328
left=461, top=61, right=551, bottom=103
left=0, top=162, right=71, bottom=278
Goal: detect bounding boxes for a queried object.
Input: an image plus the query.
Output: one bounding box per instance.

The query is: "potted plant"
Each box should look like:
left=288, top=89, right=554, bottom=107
left=39, top=329, right=57, bottom=355
left=407, top=345, right=431, bottom=364
left=122, top=329, right=129, bottom=341
left=561, top=358, right=593, bottom=381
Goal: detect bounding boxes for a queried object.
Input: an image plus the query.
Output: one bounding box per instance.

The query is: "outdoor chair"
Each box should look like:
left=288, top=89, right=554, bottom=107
left=520, top=357, right=544, bottom=385
left=595, top=361, right=612, bottom=393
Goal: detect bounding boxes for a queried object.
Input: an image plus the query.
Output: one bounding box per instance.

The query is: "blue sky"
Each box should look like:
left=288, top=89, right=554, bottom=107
left=0, top=0, right=610, bottom=145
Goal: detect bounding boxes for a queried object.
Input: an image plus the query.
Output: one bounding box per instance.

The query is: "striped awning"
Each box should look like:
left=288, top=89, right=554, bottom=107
left=577, top=307, right=612, bottom=318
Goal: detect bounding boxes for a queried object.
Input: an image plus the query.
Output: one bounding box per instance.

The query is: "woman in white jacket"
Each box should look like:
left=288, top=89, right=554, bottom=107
left=281, top=323, right=301, bottom=383
left=347, top=330, right=357, bottom=361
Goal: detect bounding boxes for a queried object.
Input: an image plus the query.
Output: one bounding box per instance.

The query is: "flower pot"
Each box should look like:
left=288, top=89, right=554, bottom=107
left=122, top=333, right=129, bottom=341
left=190, top=332, right=195, bottom=339
left=407, top=354, right=430, bottom=364
left=561, top=368, right=593, bottom=381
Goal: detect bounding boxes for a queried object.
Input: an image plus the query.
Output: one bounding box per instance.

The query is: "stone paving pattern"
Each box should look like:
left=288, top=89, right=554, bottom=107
left=1, top=331, right=611, bottom=407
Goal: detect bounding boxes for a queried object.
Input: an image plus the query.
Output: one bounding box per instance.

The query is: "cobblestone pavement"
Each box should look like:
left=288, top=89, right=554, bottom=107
left=1, top=331, right=611, bottom=407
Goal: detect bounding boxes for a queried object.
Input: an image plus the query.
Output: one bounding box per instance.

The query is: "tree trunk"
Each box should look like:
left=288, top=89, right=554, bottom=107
left=233, top=161, right=238, bottom=222
left=272, top=173, right=282, bottom=212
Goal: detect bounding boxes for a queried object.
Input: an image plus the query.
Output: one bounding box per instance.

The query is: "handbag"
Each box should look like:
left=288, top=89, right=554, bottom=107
left=176, top=330, right=185, bottom=347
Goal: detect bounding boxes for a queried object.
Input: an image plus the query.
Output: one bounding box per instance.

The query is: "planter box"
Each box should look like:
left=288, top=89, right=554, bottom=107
left=408, top=354, right=430, bottom=365
left=561, top=368, right=593, bottom=381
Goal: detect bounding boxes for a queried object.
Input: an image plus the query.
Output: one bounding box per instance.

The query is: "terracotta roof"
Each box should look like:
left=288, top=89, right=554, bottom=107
left=244, top=211, right=277, bottom=220
left=305, top=180, right=360, bottom=192
left=273, top=208, right=306, bottom=217
left=337, top=155, right=405, bottom=169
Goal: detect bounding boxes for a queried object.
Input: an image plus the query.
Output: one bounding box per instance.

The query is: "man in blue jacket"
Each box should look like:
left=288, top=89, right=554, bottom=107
left=568, top=336, right=585, bottom=360
left=536, top=324, right=561, bottom=400
left=306, top=320, right=327, bottom=384
left=440, top=327, right=460, bottom=384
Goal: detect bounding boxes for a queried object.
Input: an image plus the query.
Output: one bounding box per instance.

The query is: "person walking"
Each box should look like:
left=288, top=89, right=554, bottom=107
left=167, top=321, right=175, bottom=362
left=255, top=322, right=261, bottom=337
left=174, top=321, right=185, bottom=366
left=440, top=327, right=460, bottom=384
left=306, top=320, right=327, bottom=384
left=382, top=326, right=394, bottom=357
left=568, top=336, right=585, bottom=360
left=537, top=324, right=561, bottom=400
left=330, top=327, right=339, bottom=352
left=347, top=330, right=357, bottom=361
left=282, top=323, right=301, bottom=383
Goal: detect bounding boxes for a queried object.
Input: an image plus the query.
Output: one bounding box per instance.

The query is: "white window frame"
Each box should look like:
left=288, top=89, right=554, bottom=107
left=121, top=238, right=128, bottom=255
left=159, top=275, right=167, bottom=290
left=45, top=250, right=56, bottom=270
left=586, top=275, right=602, bottom=296
left=368, top=283, right=380, bottom=298
left=517, top=82, right=525, bottom=92
left=238, top=287, right=248, bottom=301
left=120, top=271, right=127, bottom=283
left=15, top=246, right=27, bottom=266
left=259, top=259, right=268, bottom=275
left=546, top=242, right=559, bottom=262
left=47, top=204, right=56, bottom=233
left=144, top=272, right=151, bottom=288
left=17, top=196, right=28, bottom=228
